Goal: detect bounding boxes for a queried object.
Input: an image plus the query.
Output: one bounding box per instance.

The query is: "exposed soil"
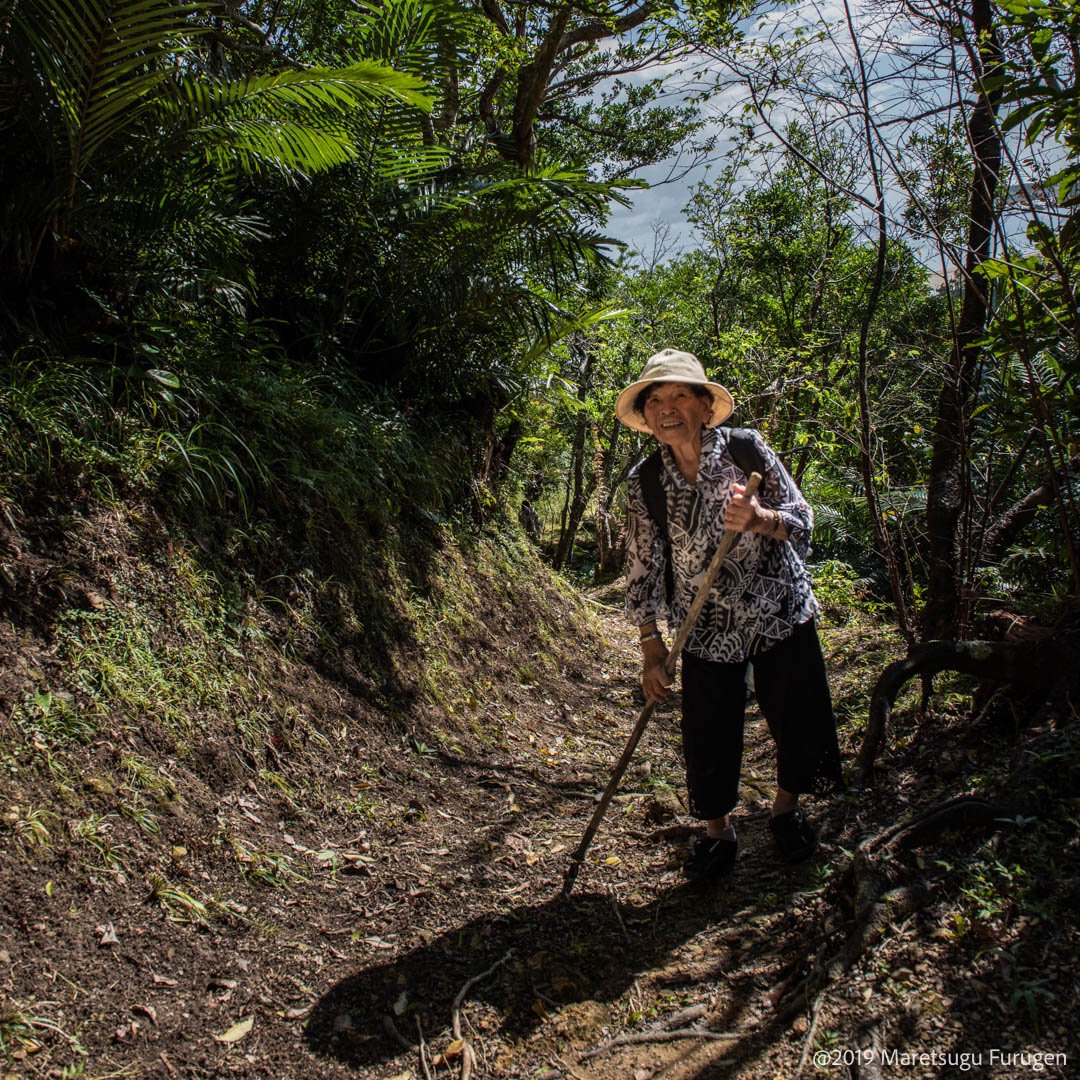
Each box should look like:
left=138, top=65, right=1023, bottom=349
left=0, top=510, right=1077, bottom=1079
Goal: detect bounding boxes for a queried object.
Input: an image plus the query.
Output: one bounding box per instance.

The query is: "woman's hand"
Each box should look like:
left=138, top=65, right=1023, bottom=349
left=724, top=483, right=786, bottom=539
left=641, top=639, right=673, bottom=703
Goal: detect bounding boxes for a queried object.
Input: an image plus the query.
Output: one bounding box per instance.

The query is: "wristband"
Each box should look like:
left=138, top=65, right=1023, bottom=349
left=639, top=631, right=664, bottom=644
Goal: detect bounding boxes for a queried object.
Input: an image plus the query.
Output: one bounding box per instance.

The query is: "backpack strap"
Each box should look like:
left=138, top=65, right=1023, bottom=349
left=725, top=427, right=768, bottom=482
left=637, top=450, right=674, bottom=605
left=638, top=450, right=668, bottom=541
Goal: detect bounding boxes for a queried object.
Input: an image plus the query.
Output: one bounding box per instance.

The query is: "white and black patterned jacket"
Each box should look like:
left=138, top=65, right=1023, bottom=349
left=624, top=427, right=818, bottom=662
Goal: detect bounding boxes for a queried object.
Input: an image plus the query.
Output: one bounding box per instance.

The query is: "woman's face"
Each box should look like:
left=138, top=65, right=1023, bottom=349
left=642, top=382, right=712, bottom=450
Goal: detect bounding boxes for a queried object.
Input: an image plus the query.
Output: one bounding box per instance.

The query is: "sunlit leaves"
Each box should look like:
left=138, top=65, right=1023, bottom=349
left=13, top=0, right=202, bottom=170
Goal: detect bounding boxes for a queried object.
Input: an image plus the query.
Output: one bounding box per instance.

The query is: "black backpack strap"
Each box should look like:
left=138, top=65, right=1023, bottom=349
left=725, top=427, right=767, bottom=482
left=638, top=450, right=667, bottom=542
left=637, top=450, right=674, bottom=605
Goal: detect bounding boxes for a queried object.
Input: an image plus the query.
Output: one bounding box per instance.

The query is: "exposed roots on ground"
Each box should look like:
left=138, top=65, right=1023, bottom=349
left=451, top=950, right=514, bottom=1079
left=855, top=634, right=1076, bottom=784
left=774, top=795, right=1013, bottom=1022
left=578, top=1003, right=743, bottom=1062
left=579, top=1024, right=741, bottom=1060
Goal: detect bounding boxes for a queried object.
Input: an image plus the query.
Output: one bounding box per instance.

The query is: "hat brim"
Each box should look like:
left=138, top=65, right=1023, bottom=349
left=615, top=377, right=734, bottom=433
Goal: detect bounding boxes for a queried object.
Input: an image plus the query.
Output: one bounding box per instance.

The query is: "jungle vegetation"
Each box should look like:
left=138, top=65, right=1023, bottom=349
left=1, top=0, right=1077, bottom=647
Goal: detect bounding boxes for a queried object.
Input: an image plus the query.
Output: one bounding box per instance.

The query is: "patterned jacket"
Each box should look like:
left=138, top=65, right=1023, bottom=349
left=624, top=427, right=818, bottom=662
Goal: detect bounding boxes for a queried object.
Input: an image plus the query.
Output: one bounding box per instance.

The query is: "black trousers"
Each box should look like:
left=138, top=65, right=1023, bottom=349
left=679, top=619, right=843, bottom=820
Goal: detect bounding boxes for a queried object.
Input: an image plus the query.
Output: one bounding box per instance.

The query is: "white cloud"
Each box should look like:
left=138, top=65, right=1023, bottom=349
left=603, top=0, right=961, bottom=266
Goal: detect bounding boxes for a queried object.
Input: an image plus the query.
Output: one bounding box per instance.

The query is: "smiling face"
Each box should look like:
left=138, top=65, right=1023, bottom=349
left=641, top=382, right=713, bottom=452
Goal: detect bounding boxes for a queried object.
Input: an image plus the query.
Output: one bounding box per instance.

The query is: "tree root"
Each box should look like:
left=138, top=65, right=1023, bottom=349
left=855, top=637, right=1063, bottom=786
left=450, top=950, right=513, bottom=1080
left=775, top=795, right=1011, bottom=1021
left=580, top=1000, right=744, bottom=1061
left=579, top=1025, right=742, bottom=1061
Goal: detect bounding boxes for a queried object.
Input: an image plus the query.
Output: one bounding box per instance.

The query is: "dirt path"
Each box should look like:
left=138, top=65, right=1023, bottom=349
left=2, top=581, right=1076, bottom=1079
left=294, top=586, right=847, bottom=1080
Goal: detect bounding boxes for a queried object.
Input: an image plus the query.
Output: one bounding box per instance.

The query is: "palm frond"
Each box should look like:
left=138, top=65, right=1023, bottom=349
left=170, top=62, right=432, bottom=117
left=13, top=0, right=204, bottom=196
left=519, top=304, right=634, bottom=367
left=163, top=63, right=433, bottom=177
left=344, top=0, right=475, bottom=79
left=193, top=117, right=359, bottom=175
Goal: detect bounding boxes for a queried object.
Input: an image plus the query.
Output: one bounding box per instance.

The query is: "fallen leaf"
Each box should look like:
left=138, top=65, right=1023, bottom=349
left=214, top=1016, right=254, bottom=1043
left=604, top=856, right=621, bottom=866
left=362, top=936, right=395, bottom=949
left=132, top=1004, right=158, bottom=1026
left=98, top=923, right=120, bottom=946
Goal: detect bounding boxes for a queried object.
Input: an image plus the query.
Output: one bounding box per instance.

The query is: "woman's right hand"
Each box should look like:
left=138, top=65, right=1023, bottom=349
left=641, top=641, right=673, bottom=703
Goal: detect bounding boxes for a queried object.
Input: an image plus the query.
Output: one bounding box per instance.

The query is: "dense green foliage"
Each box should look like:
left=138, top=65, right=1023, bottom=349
left=0, top=0, right=1077, bottom=638
left=510, top=0, right=1079, bottom=636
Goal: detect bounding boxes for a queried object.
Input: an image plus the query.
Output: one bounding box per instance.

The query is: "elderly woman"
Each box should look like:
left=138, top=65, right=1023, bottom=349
left=617, top=349, right=843, bottom=880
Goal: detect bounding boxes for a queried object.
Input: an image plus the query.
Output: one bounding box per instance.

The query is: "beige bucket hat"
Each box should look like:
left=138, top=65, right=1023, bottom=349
left=614, top=348, right=734, bottom=433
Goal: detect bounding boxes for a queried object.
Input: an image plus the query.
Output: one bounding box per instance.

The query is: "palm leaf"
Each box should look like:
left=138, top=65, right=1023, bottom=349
left=13, top=0, right=203, bottom=201
left=332, top=0, right=470, bottom=188
left=167, top=64, right=435, bottom=178
left=169, top=63, right=432, bottom=117
left=345, top=0, right=474, bottom=79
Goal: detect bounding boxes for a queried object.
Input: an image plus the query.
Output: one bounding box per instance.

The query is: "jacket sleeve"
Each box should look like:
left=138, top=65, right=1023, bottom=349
left=751, top=431, right=814, bottom=560
left=624, top=469, right=669, bottom=626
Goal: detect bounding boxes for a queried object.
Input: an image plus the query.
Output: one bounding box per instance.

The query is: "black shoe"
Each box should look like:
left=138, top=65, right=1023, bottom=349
left=769, top=808, right=817, bottom=862
left=683, top=834, right=737, bottom=880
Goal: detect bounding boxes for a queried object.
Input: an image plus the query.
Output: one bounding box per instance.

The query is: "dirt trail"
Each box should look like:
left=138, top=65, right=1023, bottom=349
left=298, top=587, right=844, bottom=1080
left=2, top=581, right=1075, bottom=1079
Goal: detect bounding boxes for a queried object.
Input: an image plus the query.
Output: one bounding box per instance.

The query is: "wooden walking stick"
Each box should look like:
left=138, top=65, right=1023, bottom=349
left=562, top=472, right=762, bottom=896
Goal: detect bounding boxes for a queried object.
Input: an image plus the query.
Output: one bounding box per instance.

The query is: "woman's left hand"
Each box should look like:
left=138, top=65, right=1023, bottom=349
left=724, top=482, right=763, bottom=532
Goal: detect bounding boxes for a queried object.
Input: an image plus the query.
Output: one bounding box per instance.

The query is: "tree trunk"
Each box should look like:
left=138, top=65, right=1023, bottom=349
left=843, top=0, right=914, bottom=641
left=593, top=417, right=623, bottom=579
left=482, top=418, right=523, bottom=496
left=921, top=0, right=1003, bottom=641
left=553, top=413, right=594, bottom=570
left=553, top=343, right=596, bottom=570
left=981, top=455, right=1080, bottom=565
left=855, top=636, right=1064, bottom=785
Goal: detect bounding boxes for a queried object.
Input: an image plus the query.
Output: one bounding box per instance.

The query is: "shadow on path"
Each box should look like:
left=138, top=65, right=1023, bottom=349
left=305, top=882, right=735, bottom=1071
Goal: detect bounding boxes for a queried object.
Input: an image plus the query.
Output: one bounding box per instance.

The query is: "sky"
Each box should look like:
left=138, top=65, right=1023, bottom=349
left=600, top=0, right=942, bottom=261
left=606, top=161, right=704, bottom=259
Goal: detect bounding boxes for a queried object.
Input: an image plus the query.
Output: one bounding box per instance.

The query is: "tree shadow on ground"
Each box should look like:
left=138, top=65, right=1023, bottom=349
left=306, top=883, right=739, bottom=1071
